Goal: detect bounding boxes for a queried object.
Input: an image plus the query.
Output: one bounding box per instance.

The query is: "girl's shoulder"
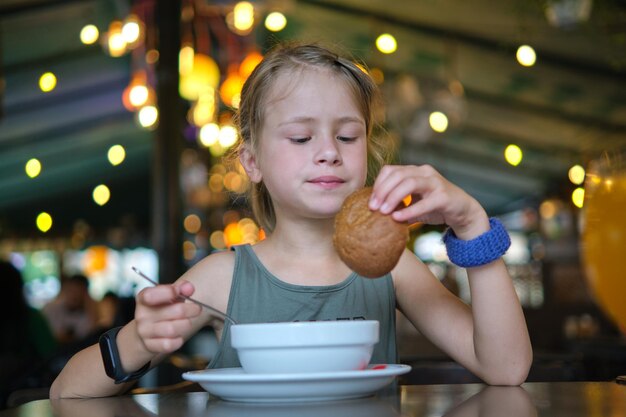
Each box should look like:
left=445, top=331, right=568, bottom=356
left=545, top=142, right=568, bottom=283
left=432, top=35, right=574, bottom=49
left=187, top=249, right=236, bottom=283
left=197, top=248, right=237, bottom=272
left=182, top=249, right=236, bottom=310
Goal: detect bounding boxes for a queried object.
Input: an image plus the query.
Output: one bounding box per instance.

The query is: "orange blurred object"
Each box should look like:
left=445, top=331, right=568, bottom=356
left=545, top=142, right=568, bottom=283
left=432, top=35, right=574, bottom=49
left=239, top=51, right=263, bottom=78
left=581, top=154, right=626, bottom=334
left=84, top=245, right=108, bottom=275
left=220, top=67, right=245, bottom=108
left=409, top=222, right=422, bottom=231
left=122, top=71, right=151, bottom=111
left=179, top=53, right=220, bottom=101
left=224, top=223, right=244, bottom=248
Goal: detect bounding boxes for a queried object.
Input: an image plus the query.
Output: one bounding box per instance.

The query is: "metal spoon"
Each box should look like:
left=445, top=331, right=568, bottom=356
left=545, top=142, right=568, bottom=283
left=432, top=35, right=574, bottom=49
left=131, top=266, right=237, bottom=325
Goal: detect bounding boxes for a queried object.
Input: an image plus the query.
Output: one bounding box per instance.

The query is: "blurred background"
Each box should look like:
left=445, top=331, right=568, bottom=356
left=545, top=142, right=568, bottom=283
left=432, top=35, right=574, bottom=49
left=1, top=0, right=625, bottom=401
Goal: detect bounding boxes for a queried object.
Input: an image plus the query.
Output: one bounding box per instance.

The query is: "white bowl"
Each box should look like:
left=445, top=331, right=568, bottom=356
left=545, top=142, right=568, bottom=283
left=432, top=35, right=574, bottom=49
left=230, top=320, right=379, bottom=374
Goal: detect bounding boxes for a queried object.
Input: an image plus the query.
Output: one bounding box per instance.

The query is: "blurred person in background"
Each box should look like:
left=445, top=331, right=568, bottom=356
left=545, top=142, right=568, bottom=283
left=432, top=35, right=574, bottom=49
left=42, top=274, right=98, bottom=345
left=0, top=260, right=58, bottom=409
left=96, top=291, right=135, bottom=331
left=96, top=291, right=120, bottom=330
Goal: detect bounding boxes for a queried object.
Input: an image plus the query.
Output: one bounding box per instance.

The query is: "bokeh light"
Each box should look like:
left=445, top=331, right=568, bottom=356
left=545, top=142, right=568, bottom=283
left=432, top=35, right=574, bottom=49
left=218, top=125, right=238, bottom=148
left=39, top=72, right=57, bottom=92
left=179, top=53, right=220, bottom=101
left=210, top=230, right=226, bottom=249
left=121, top=14, right=142, bottom=45
left=429, top=111, right=448, bottom=133
left=184, top=214, right=202, bottom=234
left=516, top=45, right=536, bottom=67
left=199, top=123, right=220, bottom=147
left=219, top=71, right=244, bottom=108
left=80, top=24, right=99, bottom=45
left=129, top=85, right=149, bottom=108
left=138, top=105, right=158, bottom=128
left=572, top=187, right=585, bottom=208
left=93, top=184, right=111, bottom=206
left=224, top=222, right=244, bottom=247
left=370, top=67, right=384, bottom=84
left=539, top=200, right=558, bottom=220
left=505, top=144, right=523, bottom=166
left=569, top=164, right=586, bottom=185
left=209, top=173, right=224, bottom=192
left=25, top=158, right=42, bottom=178
left=183, top=240, right=197, bottom=261
left=36, top=212, right=53, bottom=233
left=376, top=33, right=397, bottom=54
left=239, top=51, right=263, bottom=78
left=107, top=145, right=126, bottom=166
left=232, top=1, right=255, bottom=32
left=265, top=12, right=287, bottom=32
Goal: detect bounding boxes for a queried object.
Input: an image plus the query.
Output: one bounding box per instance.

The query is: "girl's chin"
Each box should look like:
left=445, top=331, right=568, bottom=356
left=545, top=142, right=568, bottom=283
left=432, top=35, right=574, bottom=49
left=303, top=210, right=342, bottom=222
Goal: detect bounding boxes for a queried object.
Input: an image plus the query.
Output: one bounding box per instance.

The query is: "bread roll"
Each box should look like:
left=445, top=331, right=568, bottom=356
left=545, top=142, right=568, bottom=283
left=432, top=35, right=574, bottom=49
left=333, top=187, right=409, bottom=278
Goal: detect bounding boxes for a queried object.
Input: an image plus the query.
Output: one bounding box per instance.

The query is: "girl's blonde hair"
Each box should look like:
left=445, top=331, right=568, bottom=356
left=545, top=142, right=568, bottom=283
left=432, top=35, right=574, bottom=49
left=233, top=42, right=395, bottom=233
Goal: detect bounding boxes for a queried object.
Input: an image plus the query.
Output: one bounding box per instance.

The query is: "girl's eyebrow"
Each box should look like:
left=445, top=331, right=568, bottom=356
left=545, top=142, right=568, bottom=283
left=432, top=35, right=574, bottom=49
left=335, top=116, right=364, bottom=125
left=278, top=116, right=364, bottom=126
left=279, top=116, right=315, bottom=126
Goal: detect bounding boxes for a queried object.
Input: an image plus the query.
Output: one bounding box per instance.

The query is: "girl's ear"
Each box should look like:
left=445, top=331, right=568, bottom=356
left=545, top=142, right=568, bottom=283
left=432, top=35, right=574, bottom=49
left=239, top=145, right=262, bottom=183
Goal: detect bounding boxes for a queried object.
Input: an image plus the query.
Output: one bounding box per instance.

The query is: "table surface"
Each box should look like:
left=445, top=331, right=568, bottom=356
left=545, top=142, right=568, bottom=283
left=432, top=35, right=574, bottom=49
left=1, top=381, right=625, bottom=417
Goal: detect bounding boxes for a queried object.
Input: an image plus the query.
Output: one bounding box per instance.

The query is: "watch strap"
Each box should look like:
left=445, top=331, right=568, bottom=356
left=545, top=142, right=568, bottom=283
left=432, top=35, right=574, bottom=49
left=99, top=326, right=151, bottom=384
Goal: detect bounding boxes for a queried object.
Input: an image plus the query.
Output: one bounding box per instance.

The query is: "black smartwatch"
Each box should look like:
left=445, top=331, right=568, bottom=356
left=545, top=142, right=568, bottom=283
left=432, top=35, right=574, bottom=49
left=99, top=326, right=151, bottom=384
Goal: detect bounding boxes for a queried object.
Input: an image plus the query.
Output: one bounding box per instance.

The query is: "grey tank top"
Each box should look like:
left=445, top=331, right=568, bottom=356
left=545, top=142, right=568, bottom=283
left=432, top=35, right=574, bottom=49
left=207, top=244, right=398, bottom=369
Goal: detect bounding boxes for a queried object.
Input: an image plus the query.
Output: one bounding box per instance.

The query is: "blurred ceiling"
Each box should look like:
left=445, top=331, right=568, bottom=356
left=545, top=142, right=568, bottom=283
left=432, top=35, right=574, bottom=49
left=1, top=0, right=625, bottom=239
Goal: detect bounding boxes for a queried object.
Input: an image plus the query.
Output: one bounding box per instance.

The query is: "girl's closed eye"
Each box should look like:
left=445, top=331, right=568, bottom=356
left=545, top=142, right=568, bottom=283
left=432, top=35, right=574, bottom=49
left=289, top=137, right=311, bottom=144
left=337, top=136, right=358, bottom=143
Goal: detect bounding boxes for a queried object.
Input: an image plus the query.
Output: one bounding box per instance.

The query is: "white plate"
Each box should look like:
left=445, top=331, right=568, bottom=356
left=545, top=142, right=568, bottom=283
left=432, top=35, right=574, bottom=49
left=182, top=364, right=411, bottom=403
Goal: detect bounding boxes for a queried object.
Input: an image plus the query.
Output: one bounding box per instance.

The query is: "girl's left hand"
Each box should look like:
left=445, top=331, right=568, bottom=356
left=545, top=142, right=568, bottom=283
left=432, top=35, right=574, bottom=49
left=369, top=164, right=489, bottom=240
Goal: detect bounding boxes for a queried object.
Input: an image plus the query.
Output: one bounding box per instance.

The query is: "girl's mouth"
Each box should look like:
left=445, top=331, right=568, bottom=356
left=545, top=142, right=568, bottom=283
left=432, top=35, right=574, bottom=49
left=308, top=176, right=345, bottom=189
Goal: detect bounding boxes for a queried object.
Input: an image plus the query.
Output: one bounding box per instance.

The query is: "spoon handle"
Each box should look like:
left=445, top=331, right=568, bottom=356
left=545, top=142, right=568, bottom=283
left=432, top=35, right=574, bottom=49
left=131, top=266, right=237, bottom=325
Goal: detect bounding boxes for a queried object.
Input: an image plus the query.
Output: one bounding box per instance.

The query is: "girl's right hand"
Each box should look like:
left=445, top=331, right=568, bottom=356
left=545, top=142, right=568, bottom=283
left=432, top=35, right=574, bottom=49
left=134, top=281, right=202, bottom=354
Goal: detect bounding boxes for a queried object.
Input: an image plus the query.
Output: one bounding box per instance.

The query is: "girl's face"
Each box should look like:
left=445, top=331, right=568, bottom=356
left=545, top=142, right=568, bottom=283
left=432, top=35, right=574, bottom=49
left=243, top=68, right=368, bottom=223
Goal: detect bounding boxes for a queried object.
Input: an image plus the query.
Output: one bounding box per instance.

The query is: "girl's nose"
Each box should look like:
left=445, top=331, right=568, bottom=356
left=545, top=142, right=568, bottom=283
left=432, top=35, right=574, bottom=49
left=315, top=137, right=342, bottom=165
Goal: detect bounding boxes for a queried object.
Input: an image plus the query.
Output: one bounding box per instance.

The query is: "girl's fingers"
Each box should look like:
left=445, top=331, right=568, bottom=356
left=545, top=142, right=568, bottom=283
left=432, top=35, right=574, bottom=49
left=133, top=281, right=202, bottom=354
left=177, top=280, right=196, bottom=297
left=137, top=300, right=201, bottom=323
left=370, top=166, right=413, bottom=210
left=143, top=337, right=185, bottom=353
left=371, top=164, right=395, bottom=190
left=138, top=285, right=179, bottom=306
left=136, top=316, right=198, bottom=353
left=370, top=165, right=408, bottom=205
left=371, top=165, right=441, bottom=212
left=371, top=164, right=481, bottom=230
left=379, top=177, right=438, bottom=217
left=151, top=318, right=196, bottom=338
left=380, top=176, right=432, bottom=215
left=391, top=197, right=441, bottom=224
left=138, top=281, right=196, bottom=306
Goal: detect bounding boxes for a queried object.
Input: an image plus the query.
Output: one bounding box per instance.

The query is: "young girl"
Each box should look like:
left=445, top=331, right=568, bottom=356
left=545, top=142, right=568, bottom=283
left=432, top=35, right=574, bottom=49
left=50, top=42, right=532, bottom=398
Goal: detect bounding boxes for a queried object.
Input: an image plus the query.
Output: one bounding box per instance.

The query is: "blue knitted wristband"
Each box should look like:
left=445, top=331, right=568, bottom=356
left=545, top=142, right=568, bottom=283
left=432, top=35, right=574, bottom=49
left=442, top=218, right=511, bottom=268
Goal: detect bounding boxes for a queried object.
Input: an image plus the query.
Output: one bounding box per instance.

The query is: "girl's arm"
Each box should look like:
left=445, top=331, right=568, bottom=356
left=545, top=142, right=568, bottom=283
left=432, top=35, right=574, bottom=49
left=49, top=320, right=168, bottom=398
left=372, top=164, right=532, bottom=385
left=50, top=251, right=235, bottom=398
left=393, top=251, right=532, bottom=385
